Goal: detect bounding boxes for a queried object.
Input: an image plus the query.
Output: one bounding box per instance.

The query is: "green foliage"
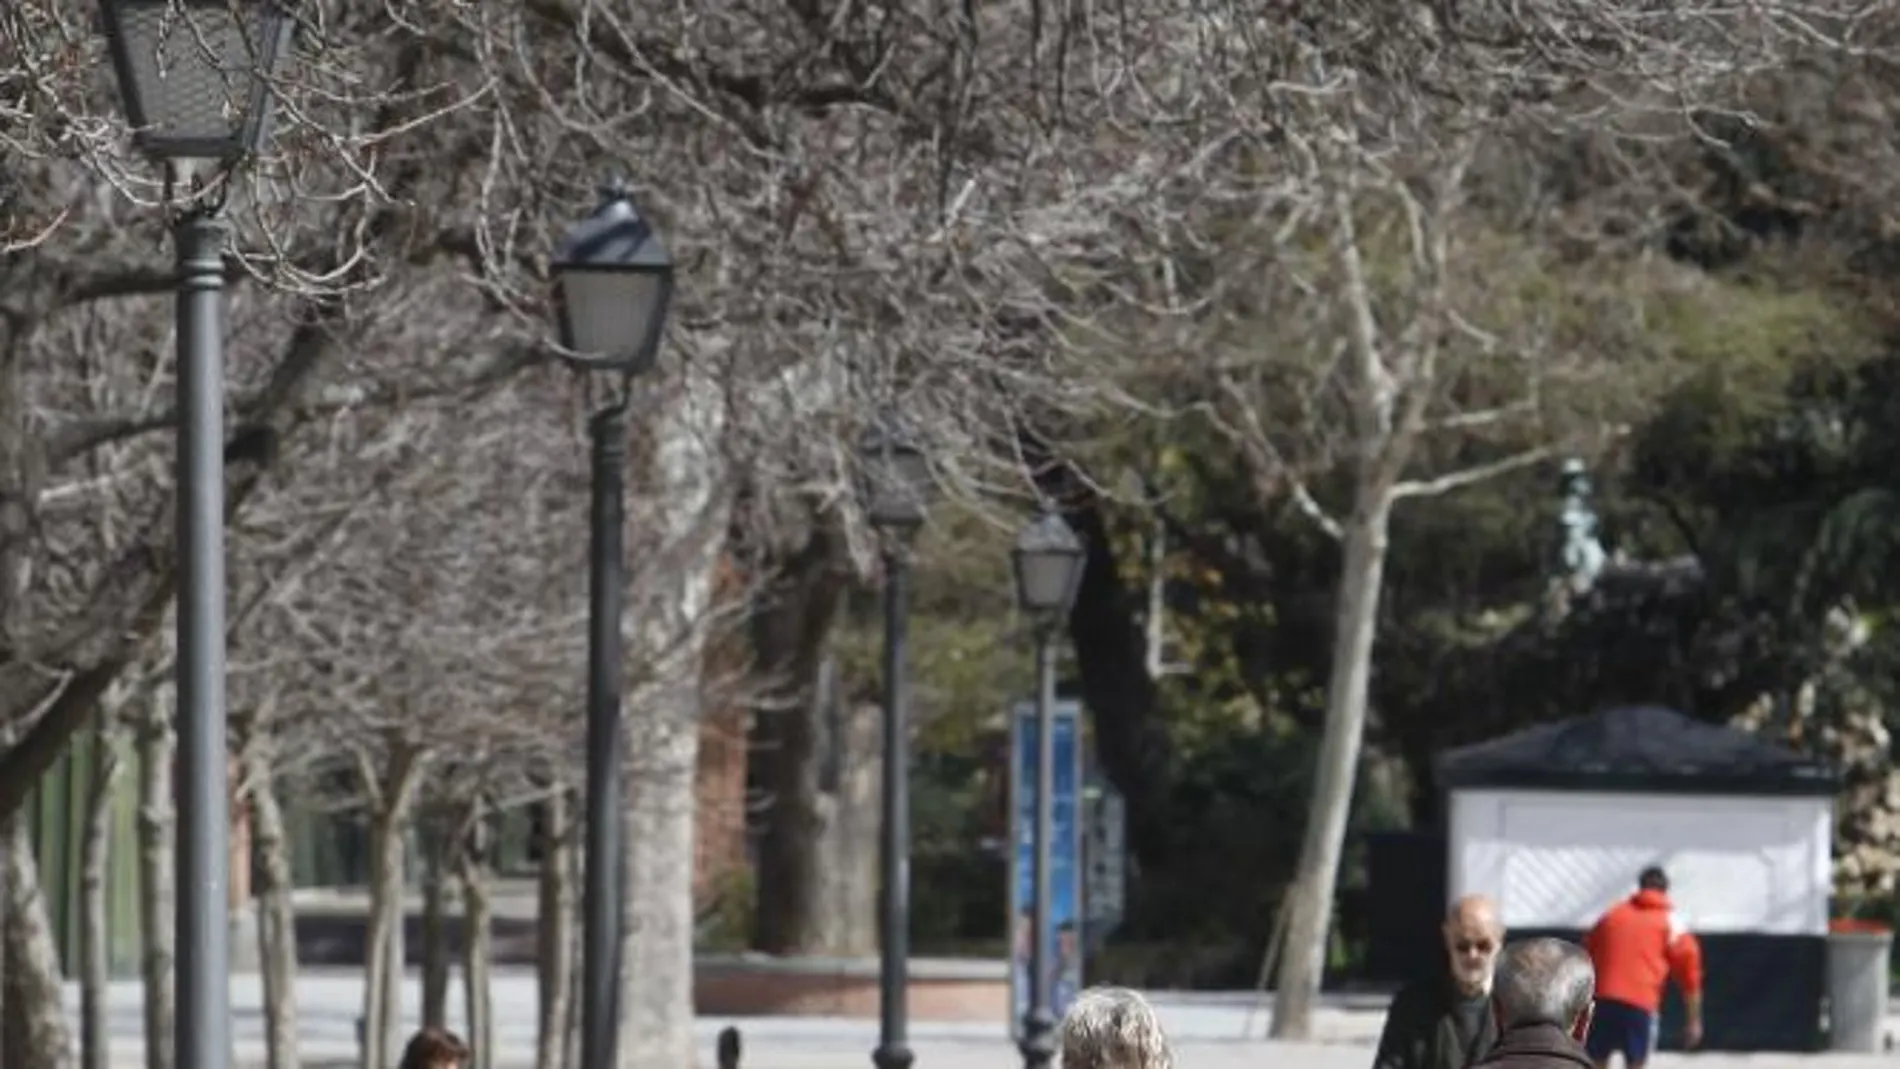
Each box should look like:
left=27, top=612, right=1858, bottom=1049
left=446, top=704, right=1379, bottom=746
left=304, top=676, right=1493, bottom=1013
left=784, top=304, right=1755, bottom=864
left=1635, top=281, right=1874, bottom=505
left=808, top=213, right=1900, bottom=980
left=832, top=504, right=1031, bottom=751
left=825, top=506, right=1032, bottom=949
left=696, top=866, right=756, bottom=951
left=910, top=749, right=1008, bottom=948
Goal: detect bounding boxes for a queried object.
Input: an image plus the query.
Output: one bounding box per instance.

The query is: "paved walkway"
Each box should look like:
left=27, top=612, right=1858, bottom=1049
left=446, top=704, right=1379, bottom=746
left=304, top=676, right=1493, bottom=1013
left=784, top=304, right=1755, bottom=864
left=65, top=972, right=1898, bottom=1069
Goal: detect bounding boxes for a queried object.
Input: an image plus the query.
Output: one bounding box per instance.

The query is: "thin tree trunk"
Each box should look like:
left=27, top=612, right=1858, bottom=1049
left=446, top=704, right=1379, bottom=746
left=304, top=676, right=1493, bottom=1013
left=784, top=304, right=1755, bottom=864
left=562, top=937, right=582, bottom=1069
left=420, top=814, right=451, bottom=1031
left=459, top=808, right=494, bottom=1069
left=534, top=792, right=574, bottom=1069
left=2, top=810, right=75, bottom=1069
left=79, top=713, right=124, bottom=1069
left=362, top=745, right=424, bottom=1069
left=0, top=806, right=7, bottom=1069
left=828, top=693, right=881, bottom=946
left=244, top=742, right=301, bottom=1069
left=138, top=687, right=177, bottom=1069
left=561, top=807, right=583, bottom=1069
left=1270, top=492, right=1393, bottom=1039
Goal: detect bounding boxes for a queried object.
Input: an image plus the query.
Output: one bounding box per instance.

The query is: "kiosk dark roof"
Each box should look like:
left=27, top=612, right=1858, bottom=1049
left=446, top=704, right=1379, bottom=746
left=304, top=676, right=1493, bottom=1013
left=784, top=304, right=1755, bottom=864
left=1435, top=704, right=1838, bottom=795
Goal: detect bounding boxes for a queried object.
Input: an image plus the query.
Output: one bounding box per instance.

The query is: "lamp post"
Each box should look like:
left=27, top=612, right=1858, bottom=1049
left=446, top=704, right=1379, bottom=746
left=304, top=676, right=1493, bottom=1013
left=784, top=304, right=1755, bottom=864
left=859, top=411, right=934, bottom=1069
left=98, top=6, right=293, bottom=1069
left=548, top=178, right=675, bottom=1069
left=1010, top=508, right=1086, bottom=1069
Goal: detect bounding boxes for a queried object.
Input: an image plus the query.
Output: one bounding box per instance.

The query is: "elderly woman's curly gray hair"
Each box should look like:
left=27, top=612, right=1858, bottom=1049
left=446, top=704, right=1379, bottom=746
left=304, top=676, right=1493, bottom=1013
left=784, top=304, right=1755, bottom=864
left=1057, top=986, right=1176, bottom=1069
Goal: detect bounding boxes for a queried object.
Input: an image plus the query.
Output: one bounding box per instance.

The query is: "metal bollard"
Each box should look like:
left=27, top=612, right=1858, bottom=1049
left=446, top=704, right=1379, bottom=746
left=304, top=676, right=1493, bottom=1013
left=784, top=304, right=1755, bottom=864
left=716, top=1026, right=743, bottom=1069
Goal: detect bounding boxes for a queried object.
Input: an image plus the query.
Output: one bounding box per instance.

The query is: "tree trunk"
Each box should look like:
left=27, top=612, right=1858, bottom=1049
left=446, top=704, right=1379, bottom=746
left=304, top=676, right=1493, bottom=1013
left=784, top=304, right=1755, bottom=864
left=618, top=370, right=730, bottom=1069
left=562, top=939, right=582, bottom=1069
left=79, top=714, right=123, bottom=1069
left=138, top=687, right=177, bottom=1069
left=244, top=743, right=301, bottom=1069
left=534, top=792, right=575, bottom=1069
left=459, top=814, right=494, bottom=1069
left=619, top=704, right=703, bottom=1069
left=362, top=746, right=424, bottom=1069
left=420, top=815, right=452, bottom=1031
left=1270, top=491, right=1394, bottom=1039
left=751, top=516, right=878, bottom=955
left=1056, top=495, right=1174, bottom=865
left=823, top=692, right=882, bottom=953
left=1, top=808, right=7, bottom=1069
left=2, top=809, right=75, bottom=1069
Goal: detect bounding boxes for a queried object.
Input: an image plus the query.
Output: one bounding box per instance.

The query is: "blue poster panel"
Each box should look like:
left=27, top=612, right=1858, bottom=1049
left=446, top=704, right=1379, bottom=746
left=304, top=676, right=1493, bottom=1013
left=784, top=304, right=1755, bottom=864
left=1007, top=699, right=1084, bottom=1038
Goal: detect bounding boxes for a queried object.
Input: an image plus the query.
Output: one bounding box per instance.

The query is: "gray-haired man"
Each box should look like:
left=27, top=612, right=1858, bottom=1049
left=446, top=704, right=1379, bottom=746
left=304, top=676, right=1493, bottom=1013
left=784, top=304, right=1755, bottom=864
left=1470, top=938, right=1597, bottom=1069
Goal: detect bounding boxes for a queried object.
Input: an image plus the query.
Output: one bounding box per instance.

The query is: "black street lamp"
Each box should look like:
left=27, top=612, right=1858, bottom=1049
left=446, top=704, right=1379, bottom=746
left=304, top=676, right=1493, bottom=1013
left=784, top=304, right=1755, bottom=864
left=549, top=178, right=674, bottom=1069
left=98, top=5, right=293, bottom=1069
left=1010, top=507, right=1086, bottom=1069
left=860, top=410, right=934, bottom=1069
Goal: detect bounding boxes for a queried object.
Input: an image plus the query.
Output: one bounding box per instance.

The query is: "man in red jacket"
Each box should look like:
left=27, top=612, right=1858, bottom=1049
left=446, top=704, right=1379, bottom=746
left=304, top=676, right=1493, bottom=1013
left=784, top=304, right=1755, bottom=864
left=1583, top=866, right=1705, bottom=1069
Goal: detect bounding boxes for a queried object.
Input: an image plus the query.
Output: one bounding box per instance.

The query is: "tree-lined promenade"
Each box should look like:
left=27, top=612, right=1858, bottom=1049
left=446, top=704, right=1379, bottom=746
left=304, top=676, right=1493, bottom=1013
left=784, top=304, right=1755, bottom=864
left=7, top=1, right=1900, bottom=1068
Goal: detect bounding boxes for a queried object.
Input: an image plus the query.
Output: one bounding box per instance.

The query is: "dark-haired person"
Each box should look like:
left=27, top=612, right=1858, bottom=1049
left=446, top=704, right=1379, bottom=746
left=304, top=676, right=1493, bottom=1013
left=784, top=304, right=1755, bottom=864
left=1583, top=866, right=1704, bottom=1069
left=398, top=1027, right=470, bottom=1069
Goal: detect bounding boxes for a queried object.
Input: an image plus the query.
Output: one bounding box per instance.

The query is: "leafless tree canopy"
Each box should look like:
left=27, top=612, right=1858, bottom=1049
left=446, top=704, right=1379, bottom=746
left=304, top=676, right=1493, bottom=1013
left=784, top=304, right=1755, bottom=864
left=0, top=0, right=1879, bottom=800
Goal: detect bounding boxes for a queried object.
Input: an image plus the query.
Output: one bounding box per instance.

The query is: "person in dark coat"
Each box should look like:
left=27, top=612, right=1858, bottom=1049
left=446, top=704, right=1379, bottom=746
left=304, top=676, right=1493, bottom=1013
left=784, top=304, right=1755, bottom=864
left=1374, top=895, right=1505, bottom=1069
left=1471, top=938, right=1598, bottom=1069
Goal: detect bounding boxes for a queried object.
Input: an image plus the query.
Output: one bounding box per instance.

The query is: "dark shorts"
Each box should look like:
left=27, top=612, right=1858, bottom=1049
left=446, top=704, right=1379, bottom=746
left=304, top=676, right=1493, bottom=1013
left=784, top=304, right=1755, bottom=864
left=1586, top=998, right=1658, bottom=1066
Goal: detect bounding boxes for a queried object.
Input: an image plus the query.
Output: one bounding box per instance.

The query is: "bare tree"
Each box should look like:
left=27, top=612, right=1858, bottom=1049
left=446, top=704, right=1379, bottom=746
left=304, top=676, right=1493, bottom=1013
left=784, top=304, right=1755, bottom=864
left=459, top=802, right=495, bottom=1069
left=746, top=505, right=875, bottom=955
left=2, top=807, right=72, bottom=1069
left=534, top=789, right=577, bottom=1069
left=136, top=683, right=175, bottom=1069
left=239, top=734, right=301, bottom=1069
left=614, top=365, right=734, bottom=1069
left=1064, top=0, right=1874, bottom=1037
left=419, top=810, right=454, bottom=1032
left=78, top=699, right=125, bottom=1069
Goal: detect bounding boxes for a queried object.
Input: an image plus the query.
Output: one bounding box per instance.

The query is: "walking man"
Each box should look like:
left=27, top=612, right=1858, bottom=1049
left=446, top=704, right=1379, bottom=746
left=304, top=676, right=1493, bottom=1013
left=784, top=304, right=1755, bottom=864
left=1374, top=894, right=1505, bottom=1069
left=1470, top=938, right=1597, bottom=1069
left=1583, top=866, right=1705, bottom=1069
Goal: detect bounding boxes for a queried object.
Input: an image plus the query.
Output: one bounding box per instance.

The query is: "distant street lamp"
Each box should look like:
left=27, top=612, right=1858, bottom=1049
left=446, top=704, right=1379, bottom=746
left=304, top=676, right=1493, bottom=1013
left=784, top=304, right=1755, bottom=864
left=1010, top=507, right=1086, bottom=1069
left=549, top=178, right=675, bottom=1069
left=98, top=4, right=294, bottom=1069
left=860, top=410, right=935, bottom=1069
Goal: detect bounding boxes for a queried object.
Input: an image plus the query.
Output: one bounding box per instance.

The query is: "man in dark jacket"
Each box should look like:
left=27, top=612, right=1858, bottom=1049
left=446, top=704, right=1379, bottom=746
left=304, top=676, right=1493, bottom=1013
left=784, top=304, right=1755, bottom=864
left=1471, top=938, right=1598, bottom=1069
left=1374, top=895, right=1505, bottom=1069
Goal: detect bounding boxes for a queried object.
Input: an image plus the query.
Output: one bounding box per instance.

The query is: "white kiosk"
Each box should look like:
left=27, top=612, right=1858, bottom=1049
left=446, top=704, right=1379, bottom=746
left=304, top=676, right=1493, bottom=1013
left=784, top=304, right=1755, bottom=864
left=1436, top=705, right=1838, bottom=1052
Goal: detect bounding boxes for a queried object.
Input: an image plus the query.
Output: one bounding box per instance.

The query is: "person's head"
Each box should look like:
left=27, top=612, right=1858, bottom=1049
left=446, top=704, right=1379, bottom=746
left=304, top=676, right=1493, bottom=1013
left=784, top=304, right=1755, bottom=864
left=1492, top=937, right=1596, bottom=1041
left=1058, top=921, right=1079, bottom=955
left=1638, top=865, right=1669, bottom=892
left=1442, top=894, right=1505, bottom=995
left=398, top=1027, right=470, bottom=1069
left=1059, top=986, right=1175, bottom=1069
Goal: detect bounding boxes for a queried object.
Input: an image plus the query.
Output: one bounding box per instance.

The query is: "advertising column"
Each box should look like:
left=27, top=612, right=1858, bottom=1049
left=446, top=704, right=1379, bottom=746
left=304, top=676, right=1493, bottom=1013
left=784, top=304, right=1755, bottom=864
left=1008, top=698, right=1084, bottom=1039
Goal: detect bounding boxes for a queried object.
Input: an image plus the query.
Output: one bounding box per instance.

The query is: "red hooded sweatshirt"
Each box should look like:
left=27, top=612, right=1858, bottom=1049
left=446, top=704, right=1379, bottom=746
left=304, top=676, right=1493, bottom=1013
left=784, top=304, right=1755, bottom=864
left=1584, top=888, right=1705, bottom=1013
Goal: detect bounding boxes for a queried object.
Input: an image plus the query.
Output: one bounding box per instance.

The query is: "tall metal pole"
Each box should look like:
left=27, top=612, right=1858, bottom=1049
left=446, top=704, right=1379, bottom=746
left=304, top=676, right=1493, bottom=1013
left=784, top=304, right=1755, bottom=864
left=175, top=207, right=231, bottom=1069
left=1019, top=627, right=1059, bottom=1069
left=581, top=399, right=630, bottom=1069
left=872, top=546, right=914, bottom=1069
